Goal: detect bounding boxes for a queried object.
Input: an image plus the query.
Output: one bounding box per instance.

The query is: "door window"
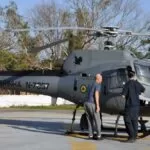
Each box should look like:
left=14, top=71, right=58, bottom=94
left=104, top=69, right=127, bottom=94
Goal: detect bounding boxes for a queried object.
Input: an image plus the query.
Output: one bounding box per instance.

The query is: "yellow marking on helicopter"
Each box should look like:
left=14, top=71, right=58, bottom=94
left=80, top=85, right=87, bottom=93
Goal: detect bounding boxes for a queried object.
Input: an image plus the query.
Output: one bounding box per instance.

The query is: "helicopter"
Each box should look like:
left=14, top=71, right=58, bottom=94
left=0, top=26, right=150, bottom=135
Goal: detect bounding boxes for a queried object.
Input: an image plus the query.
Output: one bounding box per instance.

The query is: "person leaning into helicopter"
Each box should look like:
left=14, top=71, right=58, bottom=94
left=122, top=70, right=145, bottom=143
left=84, top=73, right=103, bottom=140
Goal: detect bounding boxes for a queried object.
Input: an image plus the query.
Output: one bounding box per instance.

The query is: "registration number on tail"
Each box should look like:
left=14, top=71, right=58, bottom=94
left=26, top=82, right=49, bottom=90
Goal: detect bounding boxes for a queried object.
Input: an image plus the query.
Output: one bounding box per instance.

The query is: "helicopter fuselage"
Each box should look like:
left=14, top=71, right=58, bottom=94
left=0, top=50, right=150, bottom=116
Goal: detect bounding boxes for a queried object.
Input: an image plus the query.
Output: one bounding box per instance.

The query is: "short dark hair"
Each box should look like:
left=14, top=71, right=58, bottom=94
left=127, top=66, right=132, bottom=72
left=128, top=70, right=135, bottom=78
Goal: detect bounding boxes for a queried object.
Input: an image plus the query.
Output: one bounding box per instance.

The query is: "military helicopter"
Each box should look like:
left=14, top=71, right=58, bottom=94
left=0, top=26, right=150, bottom=134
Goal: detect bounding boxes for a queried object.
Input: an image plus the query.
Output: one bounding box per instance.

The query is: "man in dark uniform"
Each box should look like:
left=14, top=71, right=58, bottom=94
left=84, top=74, right=102, bottom=140
left=122, top=70, right=145, bottom=142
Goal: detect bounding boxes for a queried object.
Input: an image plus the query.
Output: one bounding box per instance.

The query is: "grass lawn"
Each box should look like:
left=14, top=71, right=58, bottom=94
left=0, top=105, right=84, bottom=111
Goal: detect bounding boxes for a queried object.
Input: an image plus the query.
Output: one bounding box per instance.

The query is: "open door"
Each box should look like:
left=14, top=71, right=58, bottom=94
left=102, top=68, right=128, bottom=96
left=101, top=68, right=127, bottom=114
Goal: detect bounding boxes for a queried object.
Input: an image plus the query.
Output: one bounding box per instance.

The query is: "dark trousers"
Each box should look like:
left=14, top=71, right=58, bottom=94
left=123, top=107, right=139, bottom=139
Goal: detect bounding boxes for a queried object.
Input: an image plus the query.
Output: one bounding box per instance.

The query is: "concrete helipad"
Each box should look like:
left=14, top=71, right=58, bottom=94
left=0, top=110, right=149, bottom=150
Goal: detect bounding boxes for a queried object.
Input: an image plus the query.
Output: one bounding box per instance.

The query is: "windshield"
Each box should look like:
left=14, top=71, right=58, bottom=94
left=134, top=63, right=150, bottom=83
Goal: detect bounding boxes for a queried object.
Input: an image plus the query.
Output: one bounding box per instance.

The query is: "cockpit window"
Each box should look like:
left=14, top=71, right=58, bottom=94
left=134, top=63, right=150, bottom=83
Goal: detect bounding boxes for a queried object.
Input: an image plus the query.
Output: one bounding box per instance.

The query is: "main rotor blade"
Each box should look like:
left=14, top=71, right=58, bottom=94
left=29, top=38, right=68, bottom=53
left=2, top=26, right=150, bottom=37
left=3, top=27, right=102, bottom=32
left=118, top=30, right=150, bottom=36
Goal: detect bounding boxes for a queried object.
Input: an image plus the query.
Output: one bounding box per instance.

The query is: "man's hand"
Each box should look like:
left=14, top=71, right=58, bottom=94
left=122, top=95, right=125, bottom=98
left=96, top=106, right=100, bottom=113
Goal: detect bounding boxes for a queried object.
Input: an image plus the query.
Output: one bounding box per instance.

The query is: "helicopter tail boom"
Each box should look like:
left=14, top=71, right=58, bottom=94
left=0, top=71, right=61, bottom=97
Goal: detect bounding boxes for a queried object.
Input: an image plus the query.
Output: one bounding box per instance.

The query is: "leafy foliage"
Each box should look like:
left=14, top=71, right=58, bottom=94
left=0, top=0, right=149, bottom=71
left=130, top=48, right=144, bottom=59
left=0, top=50, right=37, bottom=70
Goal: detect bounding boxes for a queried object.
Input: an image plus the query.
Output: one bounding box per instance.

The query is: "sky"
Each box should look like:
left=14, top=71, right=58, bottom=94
left=140, top=0, right=150, bottom=13
left=0, top=0, right=64, bottom=17
left=0, top=0, right=149, bottom=16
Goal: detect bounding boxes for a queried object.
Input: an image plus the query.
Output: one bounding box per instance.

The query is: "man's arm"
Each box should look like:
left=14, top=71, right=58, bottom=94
left=139, top=82, right=145, bottom=93
left=122, top=83, right=128, bottom=98
left=136, top=81, right=145, bottom=93
left=95, top=90, right=100, bottom=112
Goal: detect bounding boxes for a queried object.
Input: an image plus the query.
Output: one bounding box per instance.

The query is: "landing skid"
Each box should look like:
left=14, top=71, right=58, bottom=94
left=139, top=117, right=148, bottom=133
left=114, top=114, right=121, bottom=136
left=114, top=115, right=149, bottom=136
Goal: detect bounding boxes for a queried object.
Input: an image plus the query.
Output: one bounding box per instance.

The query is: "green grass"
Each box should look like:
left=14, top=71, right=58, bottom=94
left=0, top=105, right=84, bottom=110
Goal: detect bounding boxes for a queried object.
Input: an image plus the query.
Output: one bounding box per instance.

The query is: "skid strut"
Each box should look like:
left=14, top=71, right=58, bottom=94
left=114, top=114, right=121, bottom=136
left=66, top=104, right=80, bottom=134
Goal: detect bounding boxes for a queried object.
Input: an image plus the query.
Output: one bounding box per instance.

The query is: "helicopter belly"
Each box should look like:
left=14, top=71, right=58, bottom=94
left=101, top=95, right=126, bottom=114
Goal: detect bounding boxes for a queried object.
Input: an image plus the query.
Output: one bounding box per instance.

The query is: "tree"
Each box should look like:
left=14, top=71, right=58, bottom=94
left=66, top=0, right=149, bottom=51
left=30, top=1, right=71, bottom=58
left=0, top=50, right=37, bottom=70
left=0, top=1, right=43, bottom=53
left=130, top=48, right=144, bottom=59
left=0, top=1, right=44, bottom=70
left=0, top=1, right=25, bottom=51
left=27, top=0, right=150, bottom=70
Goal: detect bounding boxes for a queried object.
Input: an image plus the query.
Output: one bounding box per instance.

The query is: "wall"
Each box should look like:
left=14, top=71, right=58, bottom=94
left=0, top=95, right=74, bottom=107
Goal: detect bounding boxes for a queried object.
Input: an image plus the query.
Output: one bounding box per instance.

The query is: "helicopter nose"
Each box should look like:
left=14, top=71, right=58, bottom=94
left=134, top=59, right=150, bottom=100
left=134, top=59, right=150, bottom=83
left=140, top=84, right=150, bottom=101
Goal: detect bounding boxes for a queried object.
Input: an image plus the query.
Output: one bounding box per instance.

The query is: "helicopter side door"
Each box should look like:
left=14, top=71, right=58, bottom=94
left=101, top=68, right=127, bottom=113
left=102, top=68, right=127, bottom=95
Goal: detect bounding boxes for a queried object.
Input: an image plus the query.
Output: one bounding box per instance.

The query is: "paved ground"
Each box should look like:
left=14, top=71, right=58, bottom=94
left=0, top=110, right=150, bottom=150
